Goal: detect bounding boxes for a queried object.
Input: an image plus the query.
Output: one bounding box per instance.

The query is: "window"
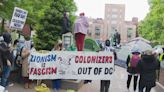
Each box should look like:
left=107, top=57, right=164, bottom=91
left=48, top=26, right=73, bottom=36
left=127, top=28, right=133, bottom=40
left=107, top=14, right=110, bottom=18
left=88, top=31, right=92, bottom=36
left=111, top=14, right=118, bottom=18
left=111, top=20, right=117, bottom=24
left=112, top=8, right=118, bottom=12
left=95, top=27, right=100, bottom=37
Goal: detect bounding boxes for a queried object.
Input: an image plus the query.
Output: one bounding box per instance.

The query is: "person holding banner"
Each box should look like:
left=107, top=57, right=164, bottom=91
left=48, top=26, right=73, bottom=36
left=21, top=36, right=32, bottom=89
left=73, top=12, right=89, bottom=51
left=52, top=40, right=63, bottom=92
left=100, top=39, right=117, bottom=92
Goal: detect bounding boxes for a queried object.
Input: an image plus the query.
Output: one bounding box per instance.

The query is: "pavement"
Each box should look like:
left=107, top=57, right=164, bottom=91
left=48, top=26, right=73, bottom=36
left=6, top=66, right=162, bottom=92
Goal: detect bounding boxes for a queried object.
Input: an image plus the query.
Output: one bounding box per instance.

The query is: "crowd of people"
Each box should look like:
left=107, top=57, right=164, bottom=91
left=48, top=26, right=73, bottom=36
left=0, top=31, right=35, bottom=91
left=0, top=12, right=163, bottom=92
left=125, top=45, right=164, bottom=92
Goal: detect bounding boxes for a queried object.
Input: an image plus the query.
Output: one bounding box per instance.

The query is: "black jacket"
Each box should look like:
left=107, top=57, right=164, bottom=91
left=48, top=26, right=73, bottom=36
left=61, top=17, right=70, bottom=34
left=0, top=42, right=13, bottom=66
left=137, top=54, right=160, bottom=87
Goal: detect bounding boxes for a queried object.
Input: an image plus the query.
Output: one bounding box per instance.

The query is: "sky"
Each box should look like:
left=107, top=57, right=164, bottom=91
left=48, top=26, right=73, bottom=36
left=74, top=0, right=150, bottom=21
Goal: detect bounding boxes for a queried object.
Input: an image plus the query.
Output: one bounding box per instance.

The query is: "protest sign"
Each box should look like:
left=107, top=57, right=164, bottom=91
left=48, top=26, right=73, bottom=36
left=29, top=51, right=114, bottom=80
left=10, top=7, right=28, bottom=30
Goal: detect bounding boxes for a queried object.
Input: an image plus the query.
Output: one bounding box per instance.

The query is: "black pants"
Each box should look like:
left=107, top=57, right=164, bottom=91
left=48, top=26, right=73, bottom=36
left=139, top=85, right=152, bottom=92
left=84, top=80, right=92, bottom=84
left=127, top=75, right=138, bottom=91
left=100, top=80, right=110, bottom=92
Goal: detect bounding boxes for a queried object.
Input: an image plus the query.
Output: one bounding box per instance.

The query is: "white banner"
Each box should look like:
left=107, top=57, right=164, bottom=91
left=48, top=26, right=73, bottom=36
left=10, top=7, right=28, bottom=30
left=29, top=51, right=114, bottom=80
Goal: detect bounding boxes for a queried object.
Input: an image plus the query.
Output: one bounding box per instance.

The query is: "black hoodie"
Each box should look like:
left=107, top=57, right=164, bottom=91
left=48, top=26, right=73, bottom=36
left=137, top=54, right=160, bottom=87
left=0, top=42, right=13, bottom=66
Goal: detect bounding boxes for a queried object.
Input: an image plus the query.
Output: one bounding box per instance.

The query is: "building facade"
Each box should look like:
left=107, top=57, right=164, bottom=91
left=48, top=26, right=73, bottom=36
left=87, top=18, right=108, bottom=41
left=104, top=4, right=125, bottom=42
left=87, top=4, right=138, bottom=43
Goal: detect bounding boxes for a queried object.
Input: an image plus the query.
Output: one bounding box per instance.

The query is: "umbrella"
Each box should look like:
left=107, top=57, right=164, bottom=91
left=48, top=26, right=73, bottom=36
left=127, top=40, right=152, bottom=53
left=117, top=38, right=152, bottom=61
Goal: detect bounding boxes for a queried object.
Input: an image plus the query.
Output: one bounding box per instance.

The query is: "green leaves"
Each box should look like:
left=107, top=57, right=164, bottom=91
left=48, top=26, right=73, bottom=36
left=138, top=0, right=164, bottom=45
left=34, top=0, right=77, bottom=50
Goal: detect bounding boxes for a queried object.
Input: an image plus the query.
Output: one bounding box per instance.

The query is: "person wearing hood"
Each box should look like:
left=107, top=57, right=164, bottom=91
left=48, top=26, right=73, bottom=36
left=100, top=39, right=117, bottom=92
left=137, top=50, right=160, bottom=92
left=126, top=46, right=141, bottom=92
left=0, top=32, right=13, bottom=90
left=61, top=12, right=70, bottom=35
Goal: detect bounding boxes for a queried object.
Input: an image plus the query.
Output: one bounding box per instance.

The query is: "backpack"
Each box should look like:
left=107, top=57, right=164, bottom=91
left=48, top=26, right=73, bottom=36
left=15, top=47, right=24, bottom=67
left=129, top=54, right=141, bottom=68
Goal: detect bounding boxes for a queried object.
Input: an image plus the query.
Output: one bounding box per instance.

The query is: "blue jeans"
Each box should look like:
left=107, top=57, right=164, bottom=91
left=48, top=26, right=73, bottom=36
left=52, top=79, right=61, bottom=90
left=1, top=66, right=11, bottom=88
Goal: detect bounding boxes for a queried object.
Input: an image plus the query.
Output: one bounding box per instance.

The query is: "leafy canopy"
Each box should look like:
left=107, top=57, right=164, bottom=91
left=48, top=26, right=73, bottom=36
left=34, top=0, right=77, bottom=50
left=138, top=0, right=164, bottom=45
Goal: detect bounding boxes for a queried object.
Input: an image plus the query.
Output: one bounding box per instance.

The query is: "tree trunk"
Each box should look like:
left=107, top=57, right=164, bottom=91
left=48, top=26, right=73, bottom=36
left=1, top=18, right=5, bottom=35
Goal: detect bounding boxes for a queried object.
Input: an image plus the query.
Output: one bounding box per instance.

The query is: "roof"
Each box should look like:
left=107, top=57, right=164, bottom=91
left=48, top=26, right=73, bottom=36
left=128, top=37, right=151, bottom=44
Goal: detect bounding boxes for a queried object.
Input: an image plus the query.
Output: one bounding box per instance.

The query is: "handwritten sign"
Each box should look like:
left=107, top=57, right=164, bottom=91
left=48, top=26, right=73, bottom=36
left=10, top=7, right=28, bottom=30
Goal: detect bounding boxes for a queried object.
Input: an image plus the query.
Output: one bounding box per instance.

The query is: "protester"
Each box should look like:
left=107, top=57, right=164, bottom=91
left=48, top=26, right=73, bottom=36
left=61, top=12, right=70, bottom=35
left=13, top=39, right=25, bottom=84
left=100, top=39, right=117, bottom=92
left=159, top=48, right=164, bottom=60
left=0, top=32, right=13, bottom=90
left=137, top=50, right=160, bottom=92
left=21, top=36, right=32, bottom=89
left=73, top=12, right=89, bottom=51
left=113, top=29, right=121, bottom=47
left=152, top=47, right=163, bottom=81
left=12, top=39, right=19, bottom=71
left=126, top=45, right=141, bottom=92
left=52, top=40, right=63, bottom=92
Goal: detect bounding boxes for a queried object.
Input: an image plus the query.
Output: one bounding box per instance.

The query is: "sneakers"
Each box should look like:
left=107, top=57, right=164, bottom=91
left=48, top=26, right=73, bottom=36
left=53, top=88, right=58, bottom=92
left=24, top=83, right=28, bottom=89
left=28, top=83, right=33, bottom=89
left=8, top=83, right=14, bottom=87
left=125, top=89, right=130, bottom=92
left=4, top=90, right=8, bottom=92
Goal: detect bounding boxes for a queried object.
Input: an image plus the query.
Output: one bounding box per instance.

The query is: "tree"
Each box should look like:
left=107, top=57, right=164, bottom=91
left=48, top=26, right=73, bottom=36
left=0, top=0, right=18, bottom=34
left=16, top=0, right=53, bottom=26
left=0, top=0, right=53, bottom=35
left=138, top=0, right=164, bottom=45
left=34, top=0, right=77, bottom=50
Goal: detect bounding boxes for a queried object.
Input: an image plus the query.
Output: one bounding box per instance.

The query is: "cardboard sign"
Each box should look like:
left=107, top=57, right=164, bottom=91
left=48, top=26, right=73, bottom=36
left=10, top=7, right=28, bottom=30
